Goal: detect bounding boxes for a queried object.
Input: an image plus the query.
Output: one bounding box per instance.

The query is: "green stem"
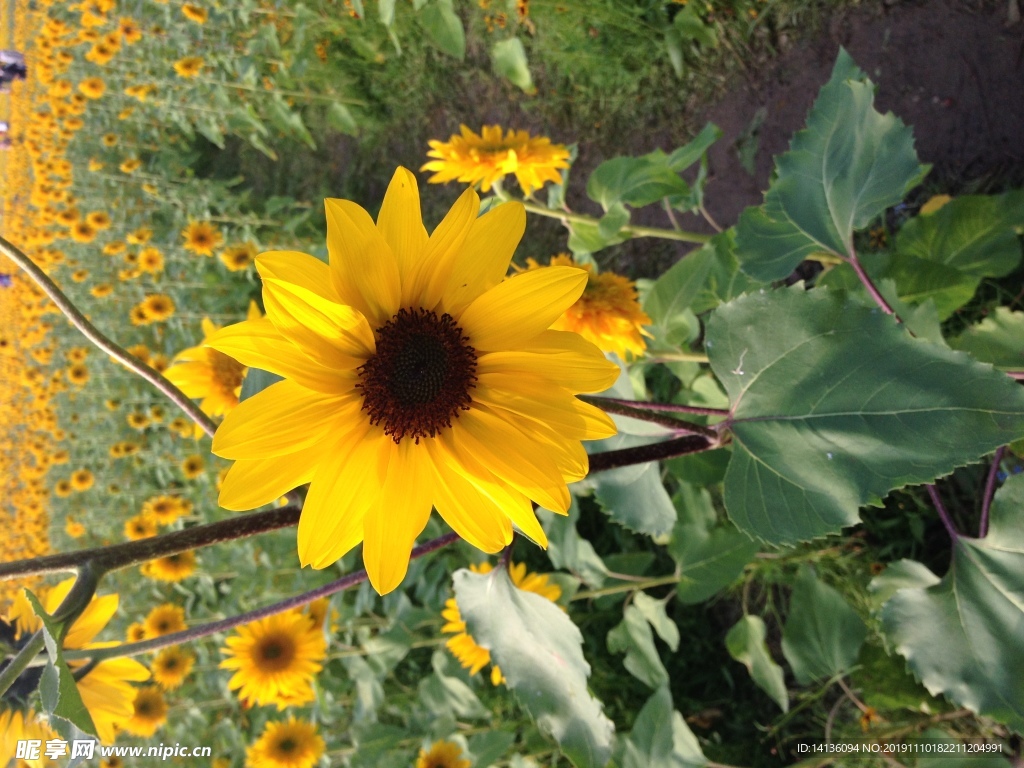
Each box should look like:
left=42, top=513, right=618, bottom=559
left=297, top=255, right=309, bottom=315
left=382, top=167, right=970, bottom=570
left=519, top=201, right=710, bottom=245
left=0, top=631, right=44, bottom=698
left=0, top=236, right=218, bottom=438
left=572, top=574, right=681, bottom=601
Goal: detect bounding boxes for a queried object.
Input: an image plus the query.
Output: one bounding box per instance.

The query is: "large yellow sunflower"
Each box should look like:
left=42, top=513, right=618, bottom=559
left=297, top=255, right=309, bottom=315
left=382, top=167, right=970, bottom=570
left=441, top=561, right=560, bottom=685
left=246, top=718, right=324, bottom=768
left=207, top=168, right=617, bottom=594
left=422, top=125, right=570, bottom=195
left=416, top=740, right=471, bottom=768
left=220, top=610, right=326, bottom=709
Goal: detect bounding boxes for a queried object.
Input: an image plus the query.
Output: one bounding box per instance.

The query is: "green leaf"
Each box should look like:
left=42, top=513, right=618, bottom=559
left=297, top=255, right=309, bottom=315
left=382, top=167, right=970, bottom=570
left=419, top=0, right=465, bottom=59
left=239, top=367, right=284, bottom=403
left=632, top=593, right=679, bottom=651
left=621, top=686, right=707, bottom=768
left=378, top=0, right=396, bottom=26
left=417, top=650, right=489, bottom=720
left=607, top=603, right=669, bottom=689
left=454, top=566, right=614, bottom=768
left=591, top=441, right=678, bottom=538
left=781, top=567, right=866, bottom=685
left=644, top=244, right=715, bottom=331
left=541, top=498, right=609, bottom=589
left=664, top=28, right=685, bottom=79
left=672, top=5, right=716, bottom=48
left=706, top=286, right=1024, bottom=544
left=851, top=643, right=944, bottom=713
left=586, top=153, right=691, bottom=212
left=667, top=123, right=722, bottom=174
left=469, top=731, right=517, bottom=767
left=878, top=472, right=1024, bottom=731
left=264, top=95, right=317, bottom=149
left=567, top=219, right=627, bottom=257
left=598, top=202, right=631, bottom=239
left=734, top=50, right=929, bottom=281
left=726, top=616, right=789, bottom=711
left=24, top=592, right=97, bottom=736
left=867, top=559, right=940, bottom=610
left=491, top=38, right=535, bottom=94
left=326, top=102, right=359, bottom=136
left=949, top=307, right=1024, bottom=370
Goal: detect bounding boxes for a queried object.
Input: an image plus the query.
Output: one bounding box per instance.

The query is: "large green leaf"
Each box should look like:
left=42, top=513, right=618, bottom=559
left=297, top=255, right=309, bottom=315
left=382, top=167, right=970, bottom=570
left=878, top=472, right=1024, bottom=731
left=734, top=50, right=928, bottom=281
left=726, top=616, right=788, bottom=711
left=949, top=307, right=1024, bottom=370
left=608, top=603, right=670, bottom=689
left=781, top=567, right=866, bottom=685
left=706, top=286, right=1024, bottom=544
left=454, top=567, right=614, bottom=768
left=620, top=686, right=707, bottom=768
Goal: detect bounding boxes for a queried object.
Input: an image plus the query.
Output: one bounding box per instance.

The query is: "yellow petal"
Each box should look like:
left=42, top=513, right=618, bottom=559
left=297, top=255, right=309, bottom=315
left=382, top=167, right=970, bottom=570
left=459, top=267, right=587, bottom=352
left=212, top=380, right=360, bottom=459
left=441, top=200, right=525, bottom=315
left=477, top=330, right=620, bottom=392
left=206, top=318, right=350, bottom=395
left=412, top=188, right=479, bottom=309
left=263, top=277, right=374, bottom=358
left=475, top=373, right=617, bottom=441
left=361, top=440, right=434, bottom=594
left=63, top=594, right=118, bottom=648
left=452, top=407, right=570, bottom=513
left=298, top=422, right=390, bottom=569
left=218, top=444, right=322, bottom=510
left=325, top=198, right=401, bottom=328
left=377, top=168, right=428, bottom=287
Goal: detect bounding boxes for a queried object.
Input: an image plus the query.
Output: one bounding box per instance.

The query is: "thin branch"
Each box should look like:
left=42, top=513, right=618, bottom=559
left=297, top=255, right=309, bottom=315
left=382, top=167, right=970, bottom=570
left=578, top=396, right=718, bottom=437
left=0, top=631, right=44, bottom=698
left=0, top=507, right=301, bottom=581
left=979, top=446, right=1005, bottom=538
left=846, top=251, right=901, bottom=320
left=589, top=435, right=713, bottom=473
left=65, top=533, right=459, bottom=663
left=518, top=200, right=711, bottom=245
left=926, top=485, right=959, bottom=541
left=582, top=395, right=729, bottom=417
left=0, top=236, right=218, bottom=438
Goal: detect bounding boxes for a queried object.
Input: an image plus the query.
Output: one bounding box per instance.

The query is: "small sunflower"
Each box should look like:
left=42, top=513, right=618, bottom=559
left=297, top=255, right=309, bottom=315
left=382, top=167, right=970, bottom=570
left=142, top=293, right=176, bottom=322
left=123, top=686, right=167, bottom=737
left=246, top=718, right=324, bottom=768
left=173, top=56, right=204, bottom=78
left=181, top=3, right=209, bottom=23
left=150, top=646, right=195, bottom=690
left=120, top=157, right=142, bottom=174
left=218, top=241, right=258, bottom=271
left=91, top=283, right=114, bottom=298
left=118, top=16, right=143, bottom=43
left=69, top=220, right=97, bottom=243
left=101, top=133, right=119, bottom=147
left=127, top=412, right=151, bottom=429
left=138, top=246, right=164, bottom=274
left=422, top=125, right=570, bottom=195
left=67, top=364, right=90, bottom=385
left=442, top=561, right=561, bottom=685
left=143, top=552, right=197, bottom=582
left=127, top=226, right=153, bottom=245
left=86, top=210, right=112, bottom=230
left=70, top=468, right=94, bottom=491
left=124, top=513, right=158, bottom=541
left=181, top=454, right=205, bottom=479
left=220, top=610, right=327, bottom=709
left=78, top=76, right=106, bottom=99
left=143, top=603, right=187, bottom=639
left=126, top=622, right=147, bottom=643
left=142, top=494, right=191, bottom=524
left=67, top=346, right=89, bottom=363
left=65, top=517, right=86, bottom=538
left=102, top=240, right=127, bottom=256
left=181, top=220, right=224, bottom=256
left=416, top=740, right=471, bottom=768
left=207, top=168, right=617, bottom=594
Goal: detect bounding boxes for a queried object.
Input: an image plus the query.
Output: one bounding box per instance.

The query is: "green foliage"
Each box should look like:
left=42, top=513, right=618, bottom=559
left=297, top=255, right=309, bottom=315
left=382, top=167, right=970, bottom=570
left=949, top=306, right=1024, bottom=369
left=620, top=686, right=707, bottom=768
left=725, top=616, right=788, bottom=712
left=491, top=38, right=535, bottom=94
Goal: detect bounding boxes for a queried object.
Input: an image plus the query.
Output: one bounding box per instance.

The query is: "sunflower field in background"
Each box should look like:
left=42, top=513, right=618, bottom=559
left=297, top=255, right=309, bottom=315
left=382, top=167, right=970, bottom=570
left=1, top=0, right=1024, bottom=767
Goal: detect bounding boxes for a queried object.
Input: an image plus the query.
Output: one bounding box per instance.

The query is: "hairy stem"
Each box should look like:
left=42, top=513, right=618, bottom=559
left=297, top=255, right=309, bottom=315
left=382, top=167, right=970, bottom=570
left=0, top=632, right=44, bottom=698
left=979, top=446, right=1005, bottom=538
left=926, top=485, right=959, bottom=541
left=0, top=507, right=301, bottom=581
left=0, top=236, right=218, bottom=438
left=578, top=396, right=718, bottom=437
left=589, top=435, right=713, bottom=472
left=582, top=395, right=729, bottom=417
left=846, top=251, right=900, bottom=319
left=65, top=533, right=459, bottom=662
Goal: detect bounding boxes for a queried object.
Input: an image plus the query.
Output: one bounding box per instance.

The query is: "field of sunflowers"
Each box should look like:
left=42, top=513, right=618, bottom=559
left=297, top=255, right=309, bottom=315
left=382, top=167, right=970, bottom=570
left=2, top=0, right=1024, bottom=767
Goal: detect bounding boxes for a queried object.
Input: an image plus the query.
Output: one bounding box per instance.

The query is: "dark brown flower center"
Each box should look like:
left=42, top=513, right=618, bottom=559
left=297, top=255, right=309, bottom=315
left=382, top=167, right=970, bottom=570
left=257, top=634, right=296, bottom=671
left=357, top=308, right=477, bottom=444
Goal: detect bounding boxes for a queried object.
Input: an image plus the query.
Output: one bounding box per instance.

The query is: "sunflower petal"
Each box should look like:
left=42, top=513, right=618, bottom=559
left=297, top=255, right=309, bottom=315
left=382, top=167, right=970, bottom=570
left=263, top=277, right=374, bottom=357
left=218, top=444, right=322, bottom=510
left=212, top=380, right=359, bottom=460
left=377, top=168, right=428, bottom=286
left=441, top=200, right=525, bottom=315
left=325, top=198, right=401, bottom=327
left=477, top=330, right=620, bottom=392
left=476, top=373, right=617, bottom=441
left=362, top=440, right=434, bottom=594
left=413, top=188, right=479, bottom=309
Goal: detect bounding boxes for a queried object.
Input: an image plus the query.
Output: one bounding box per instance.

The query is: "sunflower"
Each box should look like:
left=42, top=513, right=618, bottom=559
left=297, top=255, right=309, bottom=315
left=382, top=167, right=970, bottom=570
left=142, top=494, right=191, bottom=524
left=165, top=302, right=262, bottom=420
left=207, top=168, right=617, bottom=594
left=67, top=363, right=89, bottom=385
left=65, top=517, right=86, bottom=538
left=124, top=513, right=157, bottom=540
left=53, top=479, right=73, bottom=498
left=123, top=686, right=166, bottom=737
left=67, top=346, right=89, bottom=363
left=416, top=740, right=471, bottom=768
left=219, top=241, right=258, bottom=271
left=102, top=240, right=126, bottom=255
left=150, top=404, right=167, bottom=422
left=442, top=562, right=560, bottom=685
left=246, top=718, right=324, bottom=768
left=71, top=268, right=90, bottom=283
left=173, top=56, right=204, bottom=78
left=70, top=468, right=94, bottom=491
left=181, top=220, right=224, bottom=256
left=86, top=210, right=112, bottom=229
left=118, top=16, right=143, bottom=43
left=143, top=603, right=187, bottom=638
left=127, top=412, right=151, bottom=429
left=181, top=454, right=205, bottom=479
left=126, top=622, right=147, bottom=643
left=143, top=551, right=197, bottom=582
left=101, top=133, right=119, bottom=147
left=127, top=226, right=153, bottom=244
left=138, top=246, right=165, bottom=273
left=142, top=293, right=176, bottom=322
left=120, top=157, right=142, bottom=174
left=422, top=125, right=570, bottom=195
left=90, top=283, right=114, bottom=298
left=69, top=220, right=97, bottom=242
left=78, top=76, right=106, bottom=98
left=0, top=709, right=57, bottom=768
left=219, top=610, right=326, bottom=709
left=150, top=646, right=195, bottom=690
left=181, top=3, right=209, bottom=23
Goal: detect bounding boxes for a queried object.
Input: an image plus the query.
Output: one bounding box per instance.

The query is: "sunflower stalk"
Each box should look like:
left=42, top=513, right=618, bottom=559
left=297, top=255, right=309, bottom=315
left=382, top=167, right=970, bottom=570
left=0, top=236, right=219, bottom=438
left=514, top=199, right=711, bottom=245
left=579, top=395, right=720, bottom=437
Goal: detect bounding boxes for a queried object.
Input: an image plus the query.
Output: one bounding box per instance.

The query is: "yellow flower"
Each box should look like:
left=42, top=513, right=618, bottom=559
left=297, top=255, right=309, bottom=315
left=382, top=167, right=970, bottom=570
left=127, top=411, right=151, bottom=429
left=103, top=240, right=127, bottom=255
left=66, top=517, right=86, bottom=537
left=143, top=551, right=198, bottom=582
left=78, top=76, right=106, bottom=98
left=442, top=561, right=560, bottom=684
left=181, top=3, right=209, bottom=23
left=165, top=302, right=262, bottom=420
left=150, top=646, right=195, bottom=690
left=246, top=718, right=324, bottom=768
left=524, top=254, right=651, bottom=358
left=173, top=56, right=204, bottom=78
left=127, top=622, right=147, bottom=643
left=123, top=686, right=166, bottom=737
left=138, top=246, right=165, bottom=273
left=102, top=133, right=119, bottom=147
left=140, top=293, right=176, bottom=322
left=142, top=494, right=192, bottom=525
left=86, top=210, right=112, bottom=229
left=118, top=16, right=143, bottom=43
left=181, top=453, right=205, bottom=479
left=181, top=220, right=224, bottom=256
left=422, top=125, right=570, bottom=195
left=219, top=241, right=258, bottom=271
left=67, top=363, right=90, bottom=385
left=70, top=468, right=94, bottom=490
left=91, top=283, right=114, bottom=298
left=220, top=610, right=326, bottom=709
left=143, top=603, right=187, bottom=639
left=127, top=226, right=153, bottom=244
left=416, top=740, right=471, bottom=768
left=207, top=168, right=617, bottom=594
left=124, top=513, right=158, bottom=540
left=120, top=157, right=142, bottom=173
left=69, top=219, right=97, bottom=242
left=0, top=709, right=57, bottom=768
